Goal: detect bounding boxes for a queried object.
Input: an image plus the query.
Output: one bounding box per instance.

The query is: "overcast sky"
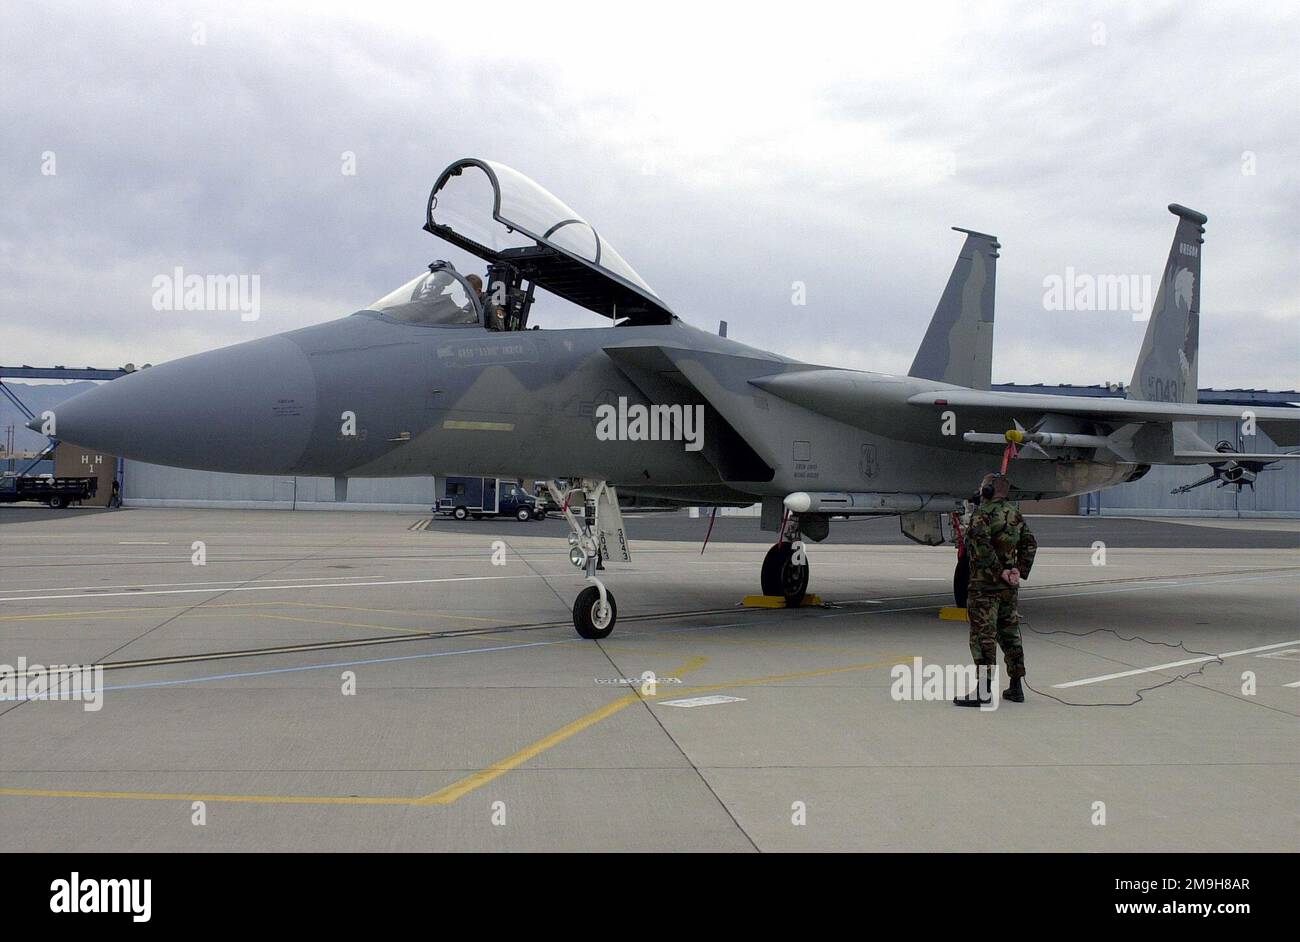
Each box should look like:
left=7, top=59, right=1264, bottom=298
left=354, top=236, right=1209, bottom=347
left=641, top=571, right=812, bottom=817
left=2, top=0, right=1297, bottom=390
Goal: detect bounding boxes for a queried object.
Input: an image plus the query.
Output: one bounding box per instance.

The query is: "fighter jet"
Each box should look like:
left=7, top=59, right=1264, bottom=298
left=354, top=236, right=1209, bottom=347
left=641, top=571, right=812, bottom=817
left=42, top=157, right=1300, bottom=638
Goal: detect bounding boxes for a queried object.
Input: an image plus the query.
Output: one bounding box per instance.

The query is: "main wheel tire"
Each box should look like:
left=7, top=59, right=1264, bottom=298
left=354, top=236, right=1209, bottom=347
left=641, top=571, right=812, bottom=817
left=573, top=585, right=616, bottom=639
left=48, top=495, right=67, bottom=509
left=760, top=543, right=809, bottom=606
left=953, top=557, right=970, bottom=608
left=452, top=506, right=468, bottom=520
left=516, top=507, right=532, bottom=521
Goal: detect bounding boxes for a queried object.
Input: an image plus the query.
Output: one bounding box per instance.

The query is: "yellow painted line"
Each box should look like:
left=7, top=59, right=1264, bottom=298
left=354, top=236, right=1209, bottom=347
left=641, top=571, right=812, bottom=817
left=414, top=655, right=710, bottom=805
left=0, top=657, right=708, bottom=809
left=0, top=655, right=912, bottom=809
left=0, top=606, right=193, bottom=622
left=415, top=696, right=636, bottom=805
left=655, top=655, right=913, bottom=700
left=442, top=420, right=515, bottom=432
left=251, top=613, right=430, bottom=635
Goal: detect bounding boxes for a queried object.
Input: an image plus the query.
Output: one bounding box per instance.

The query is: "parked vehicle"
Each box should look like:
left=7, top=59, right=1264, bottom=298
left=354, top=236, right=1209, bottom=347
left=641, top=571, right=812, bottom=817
left=436, top=476, right=546, bottom=521
left=531, top=481, right=564, bottom=515
left=0, top=474, right=99, bottom=508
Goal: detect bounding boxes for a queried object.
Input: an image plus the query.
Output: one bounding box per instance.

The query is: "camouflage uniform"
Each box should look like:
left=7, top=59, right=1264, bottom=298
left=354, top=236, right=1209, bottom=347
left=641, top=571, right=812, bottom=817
left=965, top=498, right=1037, bottom=678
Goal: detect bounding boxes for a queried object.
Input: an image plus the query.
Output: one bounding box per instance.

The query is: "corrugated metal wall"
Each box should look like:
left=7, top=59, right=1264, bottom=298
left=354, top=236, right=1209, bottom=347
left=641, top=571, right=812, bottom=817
left=1086, top=420, right=1298, bottom=517
left=122, top=461, right=437, bottom=510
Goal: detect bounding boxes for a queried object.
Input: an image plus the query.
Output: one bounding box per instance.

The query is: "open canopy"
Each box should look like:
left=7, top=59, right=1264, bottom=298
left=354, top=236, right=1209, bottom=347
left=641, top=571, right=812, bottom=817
left=424, top=158, right=674, bottom=325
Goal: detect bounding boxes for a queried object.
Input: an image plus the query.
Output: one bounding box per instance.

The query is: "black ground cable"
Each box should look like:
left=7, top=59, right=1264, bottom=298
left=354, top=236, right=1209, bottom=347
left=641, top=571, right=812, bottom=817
left=1018, top=617, right=1225, bottom=706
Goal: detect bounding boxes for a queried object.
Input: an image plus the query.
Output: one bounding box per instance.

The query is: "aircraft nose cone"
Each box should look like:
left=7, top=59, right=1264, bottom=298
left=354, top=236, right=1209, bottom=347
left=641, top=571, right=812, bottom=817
left=51, top=335, right=318, bottom=474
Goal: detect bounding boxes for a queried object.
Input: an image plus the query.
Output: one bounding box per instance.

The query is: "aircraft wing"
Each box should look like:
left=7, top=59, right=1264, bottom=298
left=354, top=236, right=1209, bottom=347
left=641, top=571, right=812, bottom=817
left=905, top=388, right=1300, bottom=465
left=751, top=368, right=1298, bottom=467
left=1159, top=451, right=1300, bottom=465
left=905, top=389, right=1300, bottom=426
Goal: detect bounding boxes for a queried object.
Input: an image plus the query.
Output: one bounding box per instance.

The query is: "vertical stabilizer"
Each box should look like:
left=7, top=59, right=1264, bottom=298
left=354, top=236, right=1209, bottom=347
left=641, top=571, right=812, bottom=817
left=908, top=228, right=999, bottom=390
left=1128, top=204, right=1206, bottom=403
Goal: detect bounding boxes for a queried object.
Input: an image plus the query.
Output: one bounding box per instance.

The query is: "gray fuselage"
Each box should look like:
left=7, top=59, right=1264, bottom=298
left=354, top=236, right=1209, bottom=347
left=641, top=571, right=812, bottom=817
left=50, top=310, right=1136, bottom=505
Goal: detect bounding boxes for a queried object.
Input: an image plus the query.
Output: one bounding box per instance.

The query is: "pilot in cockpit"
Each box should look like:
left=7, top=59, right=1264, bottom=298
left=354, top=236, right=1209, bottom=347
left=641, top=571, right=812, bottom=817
left=469, top=272, right=509, bottom=331
left=376, top=269, right=465, bottom=325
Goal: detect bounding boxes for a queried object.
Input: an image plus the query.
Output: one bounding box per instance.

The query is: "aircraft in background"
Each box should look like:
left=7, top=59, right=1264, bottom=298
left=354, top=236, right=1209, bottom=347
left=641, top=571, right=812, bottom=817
left=41, top=157, right=1300, bottom=638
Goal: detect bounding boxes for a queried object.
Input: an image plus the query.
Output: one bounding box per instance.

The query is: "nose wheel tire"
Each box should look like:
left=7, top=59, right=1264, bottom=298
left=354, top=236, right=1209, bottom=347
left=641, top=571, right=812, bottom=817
left=573, top=585, right=616, bottom=639
left=953, top=557, right=970, bottom=608
left=761, top=543, right=809, bottom=606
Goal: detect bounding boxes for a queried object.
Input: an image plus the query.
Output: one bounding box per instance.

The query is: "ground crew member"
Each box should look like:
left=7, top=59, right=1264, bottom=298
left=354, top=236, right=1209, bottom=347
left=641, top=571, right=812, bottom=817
left=954, top=471, right=1037, bottom=706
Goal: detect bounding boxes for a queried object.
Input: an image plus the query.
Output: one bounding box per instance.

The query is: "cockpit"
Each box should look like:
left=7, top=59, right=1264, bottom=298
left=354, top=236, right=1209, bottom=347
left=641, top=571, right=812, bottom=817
left=367, top=263, right=481, bottom=327
left=365, top=157, right=676, bottom=333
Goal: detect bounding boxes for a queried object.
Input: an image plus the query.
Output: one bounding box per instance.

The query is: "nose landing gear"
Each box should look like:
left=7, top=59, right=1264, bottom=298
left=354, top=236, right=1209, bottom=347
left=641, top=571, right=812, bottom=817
left=573, top=584, right=617, bottom=639
left=759, top=513, right=809, bottom=605
left=549, top=480, right=620, bottom=639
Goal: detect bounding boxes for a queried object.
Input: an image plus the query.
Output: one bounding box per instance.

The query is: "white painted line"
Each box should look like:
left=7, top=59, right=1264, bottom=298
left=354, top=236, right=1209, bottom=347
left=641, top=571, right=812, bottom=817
left=907, top=577, right=945, bottom=581
left=659, top=695, right=747, bottom=708
left=0, top=564, right=757, bottom=604
left=827, top=571, right=1295, bottom=614
left=118, top=541, right=170, bottom=545
left=1256, top=649, right=1300, bottom=660
left=0, top=573, right=540, bottom=603
left=1283, top=681, right=1300, bottom=689
left=9, top=573, right=395, bottom=595
left=1054, top=639, right=1300, bottom=688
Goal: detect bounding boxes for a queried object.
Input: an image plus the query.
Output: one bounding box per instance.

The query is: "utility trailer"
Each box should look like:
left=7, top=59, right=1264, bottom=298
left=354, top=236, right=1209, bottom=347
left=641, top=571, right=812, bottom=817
left=0, top=475, right=99, bottom=508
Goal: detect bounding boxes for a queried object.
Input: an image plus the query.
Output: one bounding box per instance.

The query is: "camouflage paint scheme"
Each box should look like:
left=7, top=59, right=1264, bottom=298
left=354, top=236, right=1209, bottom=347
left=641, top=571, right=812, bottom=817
left=45, top=163, right=1300, bottom=520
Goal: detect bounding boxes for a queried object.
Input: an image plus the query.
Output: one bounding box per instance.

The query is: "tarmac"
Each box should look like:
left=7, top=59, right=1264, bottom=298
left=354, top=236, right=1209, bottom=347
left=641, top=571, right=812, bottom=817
left=0, top=506, right=1296, bottom=851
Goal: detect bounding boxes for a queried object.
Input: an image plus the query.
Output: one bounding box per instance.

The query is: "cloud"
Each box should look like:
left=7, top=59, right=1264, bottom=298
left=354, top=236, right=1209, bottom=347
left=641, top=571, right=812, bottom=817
left=1, top=0, right=1296, bottom=389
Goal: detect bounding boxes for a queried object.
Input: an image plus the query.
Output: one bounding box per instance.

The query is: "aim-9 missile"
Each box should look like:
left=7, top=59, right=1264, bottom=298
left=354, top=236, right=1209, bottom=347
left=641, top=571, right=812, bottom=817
left=961, top=428, right=1112, bottom=450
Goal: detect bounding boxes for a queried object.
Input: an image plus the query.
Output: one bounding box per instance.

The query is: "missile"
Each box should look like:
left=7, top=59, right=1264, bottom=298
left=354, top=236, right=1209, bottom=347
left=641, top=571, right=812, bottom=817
left=962, top=429, right=1112, bottom=449
left=784, top=492, right=963, bottom=514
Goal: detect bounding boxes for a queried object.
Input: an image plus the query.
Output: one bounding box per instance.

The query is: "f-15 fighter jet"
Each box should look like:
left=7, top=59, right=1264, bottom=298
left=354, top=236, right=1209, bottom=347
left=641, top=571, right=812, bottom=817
left=43, top=158, right=1300, bottom=637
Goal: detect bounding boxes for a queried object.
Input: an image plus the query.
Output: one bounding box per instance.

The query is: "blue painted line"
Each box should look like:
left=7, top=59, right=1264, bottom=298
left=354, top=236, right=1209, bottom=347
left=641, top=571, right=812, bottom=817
left=92, top=636, right=578, bottom=693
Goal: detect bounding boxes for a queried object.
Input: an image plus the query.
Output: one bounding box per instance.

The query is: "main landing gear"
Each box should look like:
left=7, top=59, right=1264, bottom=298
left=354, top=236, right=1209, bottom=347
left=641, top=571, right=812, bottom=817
left=549, top=481, right=617, bottom=639
left=760, top=514, right=810, bottom=605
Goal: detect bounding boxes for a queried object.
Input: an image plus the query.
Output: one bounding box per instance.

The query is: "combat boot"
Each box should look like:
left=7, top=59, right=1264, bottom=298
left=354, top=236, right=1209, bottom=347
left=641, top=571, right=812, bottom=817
left=953, top=664, right=992, bottom=707
left=1003, top=675, right=1025, bottom=703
